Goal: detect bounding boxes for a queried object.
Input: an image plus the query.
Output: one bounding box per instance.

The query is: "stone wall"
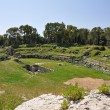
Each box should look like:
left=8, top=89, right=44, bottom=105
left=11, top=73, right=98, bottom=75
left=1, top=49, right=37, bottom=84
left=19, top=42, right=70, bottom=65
left=19, top=54, right=110, bottom=74
left=76, top=60, right=110, bottom=74
left=0, top=56, right=10, bottom=61
left=19, top=54, right=72, bottom=62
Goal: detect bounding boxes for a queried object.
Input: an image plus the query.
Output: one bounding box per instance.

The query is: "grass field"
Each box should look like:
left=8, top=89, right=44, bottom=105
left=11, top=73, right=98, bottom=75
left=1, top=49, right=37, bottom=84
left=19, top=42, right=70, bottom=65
left=0, top=58, right=110, bottom=109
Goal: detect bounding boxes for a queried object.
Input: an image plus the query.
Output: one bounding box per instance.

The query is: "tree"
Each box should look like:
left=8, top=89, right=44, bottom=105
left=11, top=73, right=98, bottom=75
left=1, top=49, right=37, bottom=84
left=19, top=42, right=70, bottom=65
left=19, top=25, right=39, bottom=44
left=3, top=34, right=9, bottom=46
left=2, top=23, right=110, bottom=47
left=104, top=27, right=110, bottom=46
left=77, top=28, right=89, bottom=45
left=6, top=27, right=21, bottom=47
left=44, top=22, right=66, bottom=45
left=66, top=25, right=77, bottom=46
left=0, top=35, right=4, bottom=46
left=90, top=27, right=103, bottom=45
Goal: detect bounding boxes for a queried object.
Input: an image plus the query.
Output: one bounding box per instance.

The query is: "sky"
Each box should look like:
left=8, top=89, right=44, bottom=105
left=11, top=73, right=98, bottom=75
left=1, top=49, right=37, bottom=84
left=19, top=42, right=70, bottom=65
left=0, top=0, right=110, bottom=35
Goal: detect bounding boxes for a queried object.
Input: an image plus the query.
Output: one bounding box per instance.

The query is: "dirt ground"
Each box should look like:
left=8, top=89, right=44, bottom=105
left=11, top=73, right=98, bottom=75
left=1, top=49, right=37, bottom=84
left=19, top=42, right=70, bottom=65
left=64, top=77, right=110, bottom=90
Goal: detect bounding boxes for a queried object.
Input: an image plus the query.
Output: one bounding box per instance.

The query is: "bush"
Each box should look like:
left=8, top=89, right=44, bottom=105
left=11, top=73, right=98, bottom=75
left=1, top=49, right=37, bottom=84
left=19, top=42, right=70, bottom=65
left=6, top=46, right=14, bottom=56
left=26, top=44, right=36, bottom=47
left=98, top=83, right=110, bottom=95
left=94, top=46, right=105, bottom=51
left=61, top=48, right=66, bottom=53
left=107, top=46, right=110, bottom=49
left=99, top=46, right=105, bottom=51
left=73, top=43, right=78, bottom=46
left=53, top=45, right=57, bottom=49
left=93, top=46, right=100, bottom=50
left=61, top=99, right=70, bottom=110
left=74, top=50, right=79, bottom=54
left=63, top=83, right=85, bottom=101
left=94, top=51, right=101, bottom=56
left=83, top=51, right=89, bottom=56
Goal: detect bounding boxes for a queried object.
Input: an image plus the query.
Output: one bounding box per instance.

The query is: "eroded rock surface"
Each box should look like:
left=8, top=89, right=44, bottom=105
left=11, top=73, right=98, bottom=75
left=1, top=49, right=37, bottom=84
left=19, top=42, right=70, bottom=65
left=68, top=90, right=110, bottom=110
left=15, top=94, right=64, bottom=110
left=15, top=90, right=110, bottom=110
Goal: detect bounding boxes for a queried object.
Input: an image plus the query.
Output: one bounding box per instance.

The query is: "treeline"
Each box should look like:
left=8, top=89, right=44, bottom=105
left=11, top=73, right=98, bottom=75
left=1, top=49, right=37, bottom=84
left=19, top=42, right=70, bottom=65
left=0, top=25, right=46, bottom=47
left=44, top=22, right=110, bottom=46
left=0, top=22, right=110, bottom=47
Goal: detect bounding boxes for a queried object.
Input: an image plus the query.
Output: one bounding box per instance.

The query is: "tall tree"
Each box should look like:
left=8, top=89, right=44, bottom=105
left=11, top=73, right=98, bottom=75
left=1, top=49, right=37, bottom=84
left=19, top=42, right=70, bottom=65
left=0, top=35, right=4, bottom=46
left=19, top=25, right=39, bottom=44
left=77, top=28, right=89, bottom=45
left=104, top=27, right=110, bottom=46
left=90, top=27, right=103, bottom=45
left=6, top=27, right=21, bottom=47
left=66, top=25, right=77, bottom=46
left=44, top=22, right=66, bottom=45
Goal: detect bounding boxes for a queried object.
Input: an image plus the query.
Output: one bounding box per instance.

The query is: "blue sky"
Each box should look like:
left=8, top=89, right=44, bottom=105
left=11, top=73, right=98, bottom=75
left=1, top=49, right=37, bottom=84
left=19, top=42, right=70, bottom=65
left=0, top=0, right=110, bottom=35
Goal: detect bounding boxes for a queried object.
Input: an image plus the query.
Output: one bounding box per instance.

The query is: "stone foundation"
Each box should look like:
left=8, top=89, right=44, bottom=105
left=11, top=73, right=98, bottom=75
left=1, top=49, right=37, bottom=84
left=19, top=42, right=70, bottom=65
left=23, top=65, right=52, bottom=74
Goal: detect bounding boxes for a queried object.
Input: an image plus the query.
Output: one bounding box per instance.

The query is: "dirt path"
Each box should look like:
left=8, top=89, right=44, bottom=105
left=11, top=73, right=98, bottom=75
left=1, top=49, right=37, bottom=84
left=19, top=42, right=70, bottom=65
left=64, top=77, right=110, bottom=90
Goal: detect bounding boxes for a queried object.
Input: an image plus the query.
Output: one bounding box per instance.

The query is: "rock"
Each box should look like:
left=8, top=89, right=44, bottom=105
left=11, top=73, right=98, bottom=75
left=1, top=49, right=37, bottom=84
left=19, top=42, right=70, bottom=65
left=68, top=90, right=110, bottom=110
left=23, top=65, right=52, bottom=74
left=103, top=54, right=110, bottom=57
left=15, top=90, right=110, bottom=110
left=15, top=94, right=64, bottom=110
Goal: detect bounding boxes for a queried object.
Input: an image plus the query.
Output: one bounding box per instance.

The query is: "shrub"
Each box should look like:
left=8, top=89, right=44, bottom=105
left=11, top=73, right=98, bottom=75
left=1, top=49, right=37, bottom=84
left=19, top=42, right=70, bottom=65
left=53, top=45, right=57, bottom=49
left=63, top=83, right=85, bottom=101
left=73, top=43, right=78, bottom=46
left=61, top=99, right=70, bottom=110
left=99, top=46, right=105, bottom=51
left=61, top=48, right=66, bottom=53
left=26, top=44, right=36, bottom=47
left=107, top=46, right=110, bottom=49
left=6, top=46, right=14, bottom=56
left=94, top=46, right=105, bottom=51
left=98, top=83, right=110, bottom=95
left=83, top=51, right=89, bottom=56
left=94, top=51, right=101, bottom=56
left=74, top=50, right=79, bottom=54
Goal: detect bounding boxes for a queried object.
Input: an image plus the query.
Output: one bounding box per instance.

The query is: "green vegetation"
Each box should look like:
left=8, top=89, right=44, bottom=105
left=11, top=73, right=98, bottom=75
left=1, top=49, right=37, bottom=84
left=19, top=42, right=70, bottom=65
left=0, top=58, right=110, bottom=109
left=61, top=99, right=70, bottom=110
left=0, top=44, right=110, bottom=109
left=0, top=22, right=110, bottom=109
left=14, top=45, right=110, bottom=69
left=0, top=93, right=23, bottom=110
left=1, top=23, right=110, bottom=47
left=98, top=83, right=110, bottom=95
left=63, top=83, right=85, bottom=101
left=15, top=44, right=109, bottom=58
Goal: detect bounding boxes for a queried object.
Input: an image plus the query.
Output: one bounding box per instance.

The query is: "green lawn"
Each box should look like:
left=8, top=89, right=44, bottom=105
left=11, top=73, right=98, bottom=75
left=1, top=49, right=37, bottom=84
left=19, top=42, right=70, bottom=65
left=0, top=58, right=110, bottom=110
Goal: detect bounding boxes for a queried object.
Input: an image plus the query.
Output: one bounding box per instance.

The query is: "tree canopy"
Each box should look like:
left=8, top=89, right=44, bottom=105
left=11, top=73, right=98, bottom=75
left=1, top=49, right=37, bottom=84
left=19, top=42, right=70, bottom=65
left=0, top=23, right=110, bottom=47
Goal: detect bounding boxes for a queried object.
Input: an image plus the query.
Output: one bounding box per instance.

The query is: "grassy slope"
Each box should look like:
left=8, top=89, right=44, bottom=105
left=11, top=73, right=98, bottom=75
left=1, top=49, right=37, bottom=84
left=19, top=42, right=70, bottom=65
left=16, top=44, right=110, bottom=68
left=16, top=44, right=110, bottom=58
left=0, top=44, right=110, bottom=109
left=0, top=58, right=110, bottom=96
